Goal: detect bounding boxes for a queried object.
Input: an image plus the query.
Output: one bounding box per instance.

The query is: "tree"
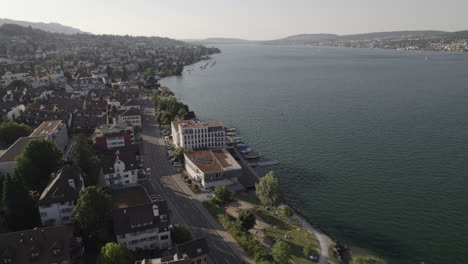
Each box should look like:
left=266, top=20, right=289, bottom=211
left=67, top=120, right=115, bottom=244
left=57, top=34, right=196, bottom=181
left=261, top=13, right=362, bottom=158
left=350, top=256, right=387, bottom=264
left=7, top=79, right=29, bottom=88
left=255, top=171, right=282, bottom=206
left=2, top=174, right=40, bottom=230
left=237, top=210, right=256, bottom=231
left=121, top=66, right=128, bottom=81
left=64, top=71, right=73, bottom=81
left=303, top=243, right=315, bottom=258
left=97, top=242, right=134, bottom=264
left=14, top=139, right=63, bottom=191
left=213, top=186, right=231, bottom=205
left=173, top=147, right=185, bottom=162
left=171, top=225, right=193, bottom=244
left=271, top=241, right=291, bottom=264
left=0, top=122, right=32, bottom=146
left=73, top=186, right=113, bottom=241
left=72, top=134, right=100, bottom=186
left=178, top=107, right=187, bottom=120
left=34, top=64, right=43, bottom=78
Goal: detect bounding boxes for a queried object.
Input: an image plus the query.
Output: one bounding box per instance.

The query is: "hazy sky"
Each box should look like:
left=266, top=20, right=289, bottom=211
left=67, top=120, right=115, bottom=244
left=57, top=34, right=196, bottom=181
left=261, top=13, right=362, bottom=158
left=2, top=0, right=468, bottom=39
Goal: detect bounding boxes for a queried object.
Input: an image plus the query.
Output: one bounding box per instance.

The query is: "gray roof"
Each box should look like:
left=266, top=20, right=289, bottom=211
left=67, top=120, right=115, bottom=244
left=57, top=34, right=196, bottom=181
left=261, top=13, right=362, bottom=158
left=0, top=136, right=47, bottom=163
left=100, top=144, right=140, bottom=174
left=119, top=107, right=140, bottom=117
left=112, top=186, right=169, bottom=236
left=38, top=165, right=83, bottom=206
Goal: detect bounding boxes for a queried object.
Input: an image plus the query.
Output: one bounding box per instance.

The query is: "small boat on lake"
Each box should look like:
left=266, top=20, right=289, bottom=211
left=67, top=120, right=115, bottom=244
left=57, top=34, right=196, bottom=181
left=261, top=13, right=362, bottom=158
left=243, top=152, right=261, bottom=159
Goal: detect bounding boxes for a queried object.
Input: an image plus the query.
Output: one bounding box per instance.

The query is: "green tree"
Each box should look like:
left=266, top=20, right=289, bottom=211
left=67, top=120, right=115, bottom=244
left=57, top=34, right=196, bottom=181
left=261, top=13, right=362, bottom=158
left=255, top=171, right=282, bottom=206
left=73, top=186, right=113, bottom=241
left=0, top=122, right=32, bottom=146
left=121, top=66, right=128, bottom=81
left=7, top=80, right=29, bottom=88
left=271, top=241, right=291, bottom=264
left=213, top=186, right=231, bottom=205
left=14, top=139, right=63, bottom=191
left=237, top=210, right=256, bottom=231
left=2, top=174, right=40, bottom=230
left=34, top=64, right=43, bottom=78
left=173, top=147, right=185, bottom=162
left=72, top=134, right=100, bottom=186
left=178, top=107, right=187, bottom=120
left=171, top=225, right=193, bottom=244
left=97, top=242, right=134, bottom=264
left=280, top=206, right=293, bottom=217
left=63, top=71, right=73, bottom=81
left=303, top=243, right=315, bottom=257
left=350, top=256, right=387, bottom=264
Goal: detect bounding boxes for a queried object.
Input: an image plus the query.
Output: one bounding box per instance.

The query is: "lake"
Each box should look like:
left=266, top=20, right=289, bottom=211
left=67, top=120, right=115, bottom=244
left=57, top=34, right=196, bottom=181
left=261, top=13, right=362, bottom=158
left=162, top=44, right=468, bottom=264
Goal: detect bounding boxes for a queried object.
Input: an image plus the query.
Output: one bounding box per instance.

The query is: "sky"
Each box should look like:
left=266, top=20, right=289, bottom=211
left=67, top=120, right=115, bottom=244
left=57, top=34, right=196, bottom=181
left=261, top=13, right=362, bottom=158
left=1, top=0, right=468, bottom=40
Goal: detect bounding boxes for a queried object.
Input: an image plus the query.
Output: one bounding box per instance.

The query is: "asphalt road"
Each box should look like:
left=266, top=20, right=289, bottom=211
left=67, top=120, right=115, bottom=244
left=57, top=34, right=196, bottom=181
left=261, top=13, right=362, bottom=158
left=139, top=100, right=252, bottom=264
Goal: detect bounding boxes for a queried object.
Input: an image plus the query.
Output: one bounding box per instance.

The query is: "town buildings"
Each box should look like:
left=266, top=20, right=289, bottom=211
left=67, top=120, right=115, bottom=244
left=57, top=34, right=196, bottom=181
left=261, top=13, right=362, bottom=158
left=115, top=108, right=142, bottom=128
left=30, top=120, right=69, bottom=150
left=38, top=165, right=84, bottom=226
left=0, top=225, right=83, bottom=264
left=93, top=123, right=134, bottom=152
left=100, top=144, right=141, bottom=187
left=171, top=120, right=225, bottom=151
left=112, top=186, right=171, bottom=251
left=136, top=238, right=209, bottom=264
left=184, top=149, right=242, bottom=188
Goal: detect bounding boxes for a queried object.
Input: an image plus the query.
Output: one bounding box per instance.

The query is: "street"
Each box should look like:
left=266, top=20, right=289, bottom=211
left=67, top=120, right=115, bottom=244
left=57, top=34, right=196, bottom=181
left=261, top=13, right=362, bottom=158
left=139, top=99, right=253, bottom=264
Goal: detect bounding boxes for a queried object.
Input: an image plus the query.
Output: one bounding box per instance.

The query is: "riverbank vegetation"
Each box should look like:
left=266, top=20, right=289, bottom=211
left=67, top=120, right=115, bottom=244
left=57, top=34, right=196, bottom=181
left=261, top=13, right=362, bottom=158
left=202, top=171, right=320, bottom=264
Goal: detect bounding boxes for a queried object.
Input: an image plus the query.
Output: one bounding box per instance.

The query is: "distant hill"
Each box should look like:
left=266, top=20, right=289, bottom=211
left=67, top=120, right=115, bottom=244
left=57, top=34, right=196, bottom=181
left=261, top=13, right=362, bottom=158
left=0, top=18, right=88, bottom=35
left=264, top=31, right=448, bottom=45
left=186, top=38, right=254, bottom=44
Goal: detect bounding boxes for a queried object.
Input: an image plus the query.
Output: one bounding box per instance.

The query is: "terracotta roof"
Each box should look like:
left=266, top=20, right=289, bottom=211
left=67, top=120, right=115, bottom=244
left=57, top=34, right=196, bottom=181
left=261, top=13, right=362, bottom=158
left=30, top=120, right=63, bottom=137
left=184, top=149, right=241, bottom=174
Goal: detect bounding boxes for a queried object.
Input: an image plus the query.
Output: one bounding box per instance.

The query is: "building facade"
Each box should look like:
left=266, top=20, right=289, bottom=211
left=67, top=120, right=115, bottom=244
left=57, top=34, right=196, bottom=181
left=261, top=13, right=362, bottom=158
left=93, top=123, right=134, bottom=152
left=30, top=120, right=69, bottom=150
left=38, top=165, right=84, bottom=226
left=116, top=108, right=142, bottom=128
left=184, top=149, right=242, bottom=188
left=101, top=144, right=141, bottom=187
left=113, top=186, right=171, bottom=251
left=171, top=120, right=225, bottom=151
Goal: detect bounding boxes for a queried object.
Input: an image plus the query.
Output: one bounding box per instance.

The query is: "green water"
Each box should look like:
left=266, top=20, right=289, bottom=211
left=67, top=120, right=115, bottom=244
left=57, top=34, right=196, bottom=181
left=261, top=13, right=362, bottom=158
left=162, top=44, right=468, bottom=264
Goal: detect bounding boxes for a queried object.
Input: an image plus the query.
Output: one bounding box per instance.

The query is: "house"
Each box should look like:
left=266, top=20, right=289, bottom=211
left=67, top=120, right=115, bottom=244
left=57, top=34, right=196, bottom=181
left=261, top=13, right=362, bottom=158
left=136, top=238, right=209, bottom=264
left=119, top=99, right=141, bottom=111
left=113, top=186, right=171, bottom=251
left=93, top=123, right=134, bottom=152
left=0, top=225, right=83, bottom=264
left=0, top=136, right=46, bottom=176
left=184, top=149, right=241, bottom=188
left=171, top=120, right=225, bottom=151
left=38, top=165, right=84, bottom=226
left=100, top=144, right=141, bottom=187
left=115, top=108, right=142, bottom=128
left=30, top=120, right=69, bottom=150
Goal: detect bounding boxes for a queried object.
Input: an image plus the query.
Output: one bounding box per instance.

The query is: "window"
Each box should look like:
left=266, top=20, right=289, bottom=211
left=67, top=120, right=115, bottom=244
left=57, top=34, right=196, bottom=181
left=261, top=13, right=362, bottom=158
left=160, top=235, right=169, bottom=240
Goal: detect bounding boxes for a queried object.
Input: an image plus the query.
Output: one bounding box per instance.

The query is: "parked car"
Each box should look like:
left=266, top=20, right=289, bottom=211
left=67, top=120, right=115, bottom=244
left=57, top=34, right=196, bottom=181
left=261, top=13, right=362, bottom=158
left=146, top=168, right=151, bottom=175
left=173, top=162, right=183, bottom=167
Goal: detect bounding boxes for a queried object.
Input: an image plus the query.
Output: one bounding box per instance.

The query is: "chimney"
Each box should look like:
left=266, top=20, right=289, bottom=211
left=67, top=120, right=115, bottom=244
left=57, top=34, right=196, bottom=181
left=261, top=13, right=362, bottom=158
left=68, top=179, right=75, bottom=189
left=152, top=204, right=159, bottom=217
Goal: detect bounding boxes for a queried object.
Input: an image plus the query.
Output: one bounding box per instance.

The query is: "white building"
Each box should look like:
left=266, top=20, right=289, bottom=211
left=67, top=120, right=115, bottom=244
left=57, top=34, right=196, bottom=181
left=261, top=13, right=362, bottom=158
left=113, top=186, right=171, bottom=251
left=115, top=108, right=142, bottom=128
left=29, top=120, right=69, bottom=150
left=184, top=149, right=242, bottom=188
left=100, top=144, right=141, bottom=187
left=38, top=165, right=84, bottom=226
left=171, top=120, right=225, bottom=151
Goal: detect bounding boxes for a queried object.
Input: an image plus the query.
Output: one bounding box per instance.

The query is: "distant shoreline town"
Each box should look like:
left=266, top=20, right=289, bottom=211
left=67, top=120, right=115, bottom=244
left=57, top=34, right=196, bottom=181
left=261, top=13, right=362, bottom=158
left=191, top=30, right=468, bottom=52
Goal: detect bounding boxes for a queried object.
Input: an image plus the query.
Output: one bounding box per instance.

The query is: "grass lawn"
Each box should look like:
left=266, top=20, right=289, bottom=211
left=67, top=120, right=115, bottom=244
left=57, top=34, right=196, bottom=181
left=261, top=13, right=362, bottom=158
left=234, top=192, right=320, bottom=264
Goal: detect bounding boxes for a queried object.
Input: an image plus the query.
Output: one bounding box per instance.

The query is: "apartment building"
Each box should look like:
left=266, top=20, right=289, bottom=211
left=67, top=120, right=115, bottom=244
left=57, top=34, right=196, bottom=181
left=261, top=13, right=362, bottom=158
left=171, top=120, right=225, bottom=151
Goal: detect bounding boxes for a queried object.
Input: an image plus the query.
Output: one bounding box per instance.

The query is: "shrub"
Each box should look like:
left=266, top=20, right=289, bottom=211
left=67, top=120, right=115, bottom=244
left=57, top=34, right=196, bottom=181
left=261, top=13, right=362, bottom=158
left=171, top=226, right=193, bottom=244
left=280, top=206, right=293, bottom=217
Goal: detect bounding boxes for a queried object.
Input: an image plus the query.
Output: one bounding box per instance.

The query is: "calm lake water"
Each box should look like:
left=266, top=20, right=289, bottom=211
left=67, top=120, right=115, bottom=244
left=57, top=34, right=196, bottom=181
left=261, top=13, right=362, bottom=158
left=162, top=44, right=468, bottom=264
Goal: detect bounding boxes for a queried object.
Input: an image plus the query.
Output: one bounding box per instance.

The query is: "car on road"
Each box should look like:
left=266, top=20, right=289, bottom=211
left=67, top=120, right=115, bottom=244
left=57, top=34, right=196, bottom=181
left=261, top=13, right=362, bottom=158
left=146, top=168, right=151, bottom=175
left=166, top=144, right=172, bottom=150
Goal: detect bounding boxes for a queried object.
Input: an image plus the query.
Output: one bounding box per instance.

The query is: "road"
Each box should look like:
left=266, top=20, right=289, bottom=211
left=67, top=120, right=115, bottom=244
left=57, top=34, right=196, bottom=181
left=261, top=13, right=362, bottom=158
left=139, top=100, right=253, bottom=264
